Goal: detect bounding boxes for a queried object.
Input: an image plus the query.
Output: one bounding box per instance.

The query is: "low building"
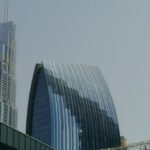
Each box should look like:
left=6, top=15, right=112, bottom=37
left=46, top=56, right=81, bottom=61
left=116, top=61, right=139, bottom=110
left=120, top=136, right=128, bottom=147
left=0, top=122, right=55, bottom=150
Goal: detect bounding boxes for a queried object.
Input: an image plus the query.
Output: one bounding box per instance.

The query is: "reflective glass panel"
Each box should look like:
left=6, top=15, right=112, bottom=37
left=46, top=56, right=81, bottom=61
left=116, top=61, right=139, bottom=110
left=7, top=127, right=13, bottom=147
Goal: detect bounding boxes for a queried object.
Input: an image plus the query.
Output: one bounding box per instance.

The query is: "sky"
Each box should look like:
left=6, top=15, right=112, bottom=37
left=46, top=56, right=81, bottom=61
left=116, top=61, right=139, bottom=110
left=0, top=0, right=150, bottom=144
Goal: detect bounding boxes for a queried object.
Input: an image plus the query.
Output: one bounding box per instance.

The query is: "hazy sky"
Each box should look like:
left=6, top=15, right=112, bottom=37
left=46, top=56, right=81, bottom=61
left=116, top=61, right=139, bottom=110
left=0, top=0, right=150, bottom=144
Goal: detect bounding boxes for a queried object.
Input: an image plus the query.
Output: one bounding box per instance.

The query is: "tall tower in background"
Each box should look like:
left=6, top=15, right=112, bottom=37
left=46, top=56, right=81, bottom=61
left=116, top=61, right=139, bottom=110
left=0, top=22, right=17, bottom=128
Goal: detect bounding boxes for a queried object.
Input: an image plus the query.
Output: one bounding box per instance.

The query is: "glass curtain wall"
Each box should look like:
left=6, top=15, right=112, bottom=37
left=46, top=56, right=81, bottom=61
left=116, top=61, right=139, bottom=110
left=0, top=123, right=55, bottom=150
left=26, top=62, right=121, bottom=150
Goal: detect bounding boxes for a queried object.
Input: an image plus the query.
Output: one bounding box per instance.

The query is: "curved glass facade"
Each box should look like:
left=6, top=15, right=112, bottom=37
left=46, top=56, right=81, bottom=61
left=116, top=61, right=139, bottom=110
left=26, top=62, right=120, bottom=150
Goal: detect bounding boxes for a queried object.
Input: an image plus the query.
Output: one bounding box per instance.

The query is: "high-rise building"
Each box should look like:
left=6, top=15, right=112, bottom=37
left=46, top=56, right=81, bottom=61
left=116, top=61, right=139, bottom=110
left=26, top=61, right=120, bottom=150
left=0, top=22, right=17, bottom=128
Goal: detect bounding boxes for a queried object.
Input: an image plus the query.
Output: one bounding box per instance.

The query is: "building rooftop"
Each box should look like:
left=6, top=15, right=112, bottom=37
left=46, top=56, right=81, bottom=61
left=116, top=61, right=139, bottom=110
left=0, top=122, right=55, bottom=150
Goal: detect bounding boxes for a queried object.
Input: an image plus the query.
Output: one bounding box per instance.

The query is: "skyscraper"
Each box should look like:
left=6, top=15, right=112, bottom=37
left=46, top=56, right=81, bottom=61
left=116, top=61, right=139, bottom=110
left=0, top=22, right=17, bottom=128
left=26, top=61, right=120, bottom=150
